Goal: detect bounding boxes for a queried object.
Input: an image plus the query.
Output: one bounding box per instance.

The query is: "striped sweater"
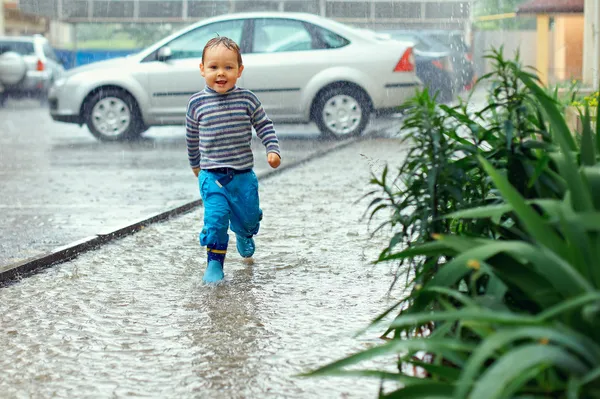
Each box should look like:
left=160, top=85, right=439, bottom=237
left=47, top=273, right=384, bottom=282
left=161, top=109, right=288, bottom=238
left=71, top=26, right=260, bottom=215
left=186, top=86, right=280, bottom=170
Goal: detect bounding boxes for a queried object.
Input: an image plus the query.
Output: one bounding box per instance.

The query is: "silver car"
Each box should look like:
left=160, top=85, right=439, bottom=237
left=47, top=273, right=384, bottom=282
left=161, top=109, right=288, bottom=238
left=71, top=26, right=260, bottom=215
left=49, top=12, right=421, bottom=141
left=0, top=35, right=65, bottom=106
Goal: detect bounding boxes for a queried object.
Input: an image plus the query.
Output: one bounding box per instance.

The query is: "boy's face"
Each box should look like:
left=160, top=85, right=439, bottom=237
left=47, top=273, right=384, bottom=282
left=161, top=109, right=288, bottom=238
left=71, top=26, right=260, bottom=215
left=200, top=44, right=244, bottom=94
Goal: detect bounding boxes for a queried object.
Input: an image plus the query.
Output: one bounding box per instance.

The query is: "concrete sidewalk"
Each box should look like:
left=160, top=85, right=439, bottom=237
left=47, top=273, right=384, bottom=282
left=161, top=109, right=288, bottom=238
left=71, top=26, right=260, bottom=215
left=0, top=137, right=407, bottom=398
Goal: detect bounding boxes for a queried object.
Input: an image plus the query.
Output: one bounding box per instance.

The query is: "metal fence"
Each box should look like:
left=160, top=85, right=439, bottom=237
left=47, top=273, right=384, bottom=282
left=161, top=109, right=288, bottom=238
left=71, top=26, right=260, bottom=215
left=18, top=0, right=471, bottom=29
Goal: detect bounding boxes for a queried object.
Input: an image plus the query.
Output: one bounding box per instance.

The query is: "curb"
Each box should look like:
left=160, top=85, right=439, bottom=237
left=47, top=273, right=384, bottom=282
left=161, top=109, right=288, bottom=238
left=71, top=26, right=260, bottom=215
left=0, top=130, right=380, bottom=285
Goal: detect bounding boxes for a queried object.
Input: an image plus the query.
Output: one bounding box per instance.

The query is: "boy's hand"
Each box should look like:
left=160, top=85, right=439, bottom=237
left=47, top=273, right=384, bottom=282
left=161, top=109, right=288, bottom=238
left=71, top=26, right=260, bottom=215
left=267, top=153, right=281, bottom=169
left=192, top=168, right=200, bottom=177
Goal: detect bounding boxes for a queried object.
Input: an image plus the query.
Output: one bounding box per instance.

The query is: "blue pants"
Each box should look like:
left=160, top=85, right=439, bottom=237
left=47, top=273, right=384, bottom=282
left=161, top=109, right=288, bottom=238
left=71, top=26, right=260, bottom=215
left=198, top=169, right=262, bottom=250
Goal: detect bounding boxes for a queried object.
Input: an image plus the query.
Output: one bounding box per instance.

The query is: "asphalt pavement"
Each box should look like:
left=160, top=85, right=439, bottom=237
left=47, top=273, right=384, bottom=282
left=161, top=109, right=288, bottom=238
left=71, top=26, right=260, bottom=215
left=0, top=98, right=401, bottom=270
left=0, top=136, right=407, bottom=398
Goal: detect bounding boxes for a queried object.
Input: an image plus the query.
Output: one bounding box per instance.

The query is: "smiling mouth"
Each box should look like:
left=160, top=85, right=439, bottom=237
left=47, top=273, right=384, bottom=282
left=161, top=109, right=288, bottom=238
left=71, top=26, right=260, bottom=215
left=216, top=80, right=227, bottom=85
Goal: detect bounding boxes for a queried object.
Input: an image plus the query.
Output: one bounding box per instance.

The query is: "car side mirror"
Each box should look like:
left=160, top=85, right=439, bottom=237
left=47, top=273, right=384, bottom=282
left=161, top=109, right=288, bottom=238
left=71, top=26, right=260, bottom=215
left=157, top=46, right=172, bottom=61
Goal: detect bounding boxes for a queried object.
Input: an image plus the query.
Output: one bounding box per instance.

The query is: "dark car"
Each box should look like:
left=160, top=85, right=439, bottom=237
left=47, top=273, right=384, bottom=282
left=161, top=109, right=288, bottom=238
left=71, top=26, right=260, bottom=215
left=421, top=30, right=475, bottom=90
left=379, top=30, right=458, bottom=103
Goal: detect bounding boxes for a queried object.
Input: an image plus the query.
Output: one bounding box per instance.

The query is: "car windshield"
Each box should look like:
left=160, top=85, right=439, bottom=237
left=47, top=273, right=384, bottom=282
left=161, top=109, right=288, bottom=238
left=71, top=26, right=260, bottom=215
left=0, top=41, right=35, bottom=55
left=429, top=33, right=469, bottom=52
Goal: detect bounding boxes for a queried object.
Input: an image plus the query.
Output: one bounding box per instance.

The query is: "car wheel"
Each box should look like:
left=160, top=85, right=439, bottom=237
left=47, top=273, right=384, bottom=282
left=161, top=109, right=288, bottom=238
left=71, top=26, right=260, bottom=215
left=0, top=51, right=27, bottom=86
left=84, top=88, right=144, bottom=141
left=314, top=86, right=371, bottom=139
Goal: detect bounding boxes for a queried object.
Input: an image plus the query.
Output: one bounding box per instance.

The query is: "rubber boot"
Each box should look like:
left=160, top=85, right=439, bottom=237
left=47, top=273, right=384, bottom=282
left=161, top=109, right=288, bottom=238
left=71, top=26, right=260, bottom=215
left=236, top=234, right=255, bottom=258
left=203, top=260, right=224, bottom=283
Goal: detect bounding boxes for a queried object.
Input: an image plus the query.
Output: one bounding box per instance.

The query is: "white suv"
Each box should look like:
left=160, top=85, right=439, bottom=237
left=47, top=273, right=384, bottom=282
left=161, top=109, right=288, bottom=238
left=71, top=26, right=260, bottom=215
left=0, top=35, right=65, bottom=106
left=49, top=12, right=420, bottom=141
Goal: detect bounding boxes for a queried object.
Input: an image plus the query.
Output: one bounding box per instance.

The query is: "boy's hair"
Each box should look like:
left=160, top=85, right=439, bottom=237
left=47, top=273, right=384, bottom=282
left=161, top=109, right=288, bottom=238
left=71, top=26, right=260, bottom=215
left=202, top=36, right=243, bottom=66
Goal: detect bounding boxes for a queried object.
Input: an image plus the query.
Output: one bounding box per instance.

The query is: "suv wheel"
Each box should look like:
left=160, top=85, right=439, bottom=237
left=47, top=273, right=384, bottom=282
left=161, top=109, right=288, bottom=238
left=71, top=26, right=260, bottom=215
left=84, top=88, right=144, bottom=141
left=0, top=51, right=27, bottom=86
left=314, top=86, right=370, bottom=139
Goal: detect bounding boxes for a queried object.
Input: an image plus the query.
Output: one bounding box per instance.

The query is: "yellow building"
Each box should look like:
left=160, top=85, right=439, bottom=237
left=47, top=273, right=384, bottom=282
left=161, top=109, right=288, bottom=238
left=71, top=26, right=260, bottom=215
left=517, top=0, right=584, bottom=85
left=1, top=0, right=48, bottom=36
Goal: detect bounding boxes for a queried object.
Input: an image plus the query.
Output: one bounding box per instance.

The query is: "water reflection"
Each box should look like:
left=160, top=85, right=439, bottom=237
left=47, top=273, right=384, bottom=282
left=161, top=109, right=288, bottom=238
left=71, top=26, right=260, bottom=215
left=186, top=264, right=265, bottom=395
left=0, top=139, right=405, bottom=398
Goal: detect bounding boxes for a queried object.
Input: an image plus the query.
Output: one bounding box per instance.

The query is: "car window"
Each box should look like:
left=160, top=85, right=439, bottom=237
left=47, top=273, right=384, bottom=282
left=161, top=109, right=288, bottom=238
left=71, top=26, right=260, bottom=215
left=43, top=43, right=59, bottom=62
left=166, top=20, right=245, bottom=60
left=411, top=38, right=429, bottom=52
left=252, top=19, right=313, bottom=53
left=0, top=41, right=35, bottom=55
left=314, top=26, right=350, bottom=49
left=429, top=33, right=469, bottom=52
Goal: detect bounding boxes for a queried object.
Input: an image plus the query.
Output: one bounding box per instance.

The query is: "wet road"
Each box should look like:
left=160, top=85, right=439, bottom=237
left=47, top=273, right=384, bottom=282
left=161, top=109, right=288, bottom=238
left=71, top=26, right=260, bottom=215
left=0, top=138, right=407, bottom=398
left=0, top=100, right=400, bottom=269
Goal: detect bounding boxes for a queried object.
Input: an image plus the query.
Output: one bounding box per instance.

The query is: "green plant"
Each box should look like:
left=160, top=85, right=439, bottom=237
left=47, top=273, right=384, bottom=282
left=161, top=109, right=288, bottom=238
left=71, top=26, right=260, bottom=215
left=304, top=52, right=600, bottom=398
left=367, top=49, right=560, bottom=289
left=363, top=88, right=476, bottom=285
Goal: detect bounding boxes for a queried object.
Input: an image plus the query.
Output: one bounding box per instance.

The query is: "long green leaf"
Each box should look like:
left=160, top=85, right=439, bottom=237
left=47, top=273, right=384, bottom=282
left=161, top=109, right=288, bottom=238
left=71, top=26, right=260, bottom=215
left=477, top=240, right=593, bottom=296
left=579, top=168, right=600, bottom=286
left=305, top=368, right=429, bottom=384
left=468, top=344, right=589, bottom=399
left=519, top=72, right=594, bottom=212
left=426, top=238, right=592, bottom=302
left=486, top=274, right=509, bottom=301
left=406, top=359, right=462, bottom=381
left=568, top=377, right=582, bottom=399
left=518, top=72, right=576, bottom=151
left=502, top=365, right=549, bottom=399
left=583, top=167, right=600, bottom=210
left=302, top=338, right=475, bottom=377
left=596, top=97, right=600, bottom=155
left=455, top=326, right=600, bottom=398
left=376, top=241, right=452, bottom=263
left=423, top=286, right=479, bottom=308
left=384, top=383, right=454, bottom=399
left=581, top=106, right=596, bottom=166
left=419, top=247, right=494, bottom=295
left=558, top=209, right=595, bottom=280
left=431, top=234, right=487, bottom=253
left=537, top=292, right=600, bottom=321
left=478, top=156, right=569, bottom=260
left=446, top=200, right=562, bottom=221
left=445, top=204, right=512, bottom=220
left=582, top=366, right=600, bottom=385
left=387, top=309, right=538, bottom=330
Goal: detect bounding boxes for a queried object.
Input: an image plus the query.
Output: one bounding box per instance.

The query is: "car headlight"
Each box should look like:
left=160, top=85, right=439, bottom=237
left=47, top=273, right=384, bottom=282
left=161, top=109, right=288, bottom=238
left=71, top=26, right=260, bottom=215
left=53, top=78, right=67, bottom=89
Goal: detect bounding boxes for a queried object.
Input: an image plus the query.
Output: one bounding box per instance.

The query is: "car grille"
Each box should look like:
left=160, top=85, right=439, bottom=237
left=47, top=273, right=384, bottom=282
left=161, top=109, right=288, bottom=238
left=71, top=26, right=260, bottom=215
left=49, top=98, right=58, bottom=110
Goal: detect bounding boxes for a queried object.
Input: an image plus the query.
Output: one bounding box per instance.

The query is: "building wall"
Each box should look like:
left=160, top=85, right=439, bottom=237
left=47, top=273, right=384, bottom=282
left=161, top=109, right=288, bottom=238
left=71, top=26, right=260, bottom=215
left=474, top=24, right=587, bottom=84
left=474, top=30, right=539, bottom=77
left=0, top=1, right=5, bottom=35
left=3, top=7, right=47, bottom=36
left=565, top=16, right=585, bottom=80
left=554, top=15, right=584, bottom=81
left=48, top=20, right=73, bottom=48
left=583, top=0, right=597, bottom=86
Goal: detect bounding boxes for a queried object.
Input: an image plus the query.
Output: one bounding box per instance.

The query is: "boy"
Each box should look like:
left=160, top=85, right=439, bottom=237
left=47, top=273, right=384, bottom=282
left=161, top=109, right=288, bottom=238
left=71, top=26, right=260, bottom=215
left=186, top=36, right=281, bottom=283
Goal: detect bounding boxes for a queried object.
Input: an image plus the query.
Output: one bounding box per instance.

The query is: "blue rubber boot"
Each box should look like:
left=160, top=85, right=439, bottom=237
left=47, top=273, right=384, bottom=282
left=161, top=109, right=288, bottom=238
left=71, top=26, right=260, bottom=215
left=203, top=260, right=224, bottom=283
left=236, top=234, right=255, bottom=258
